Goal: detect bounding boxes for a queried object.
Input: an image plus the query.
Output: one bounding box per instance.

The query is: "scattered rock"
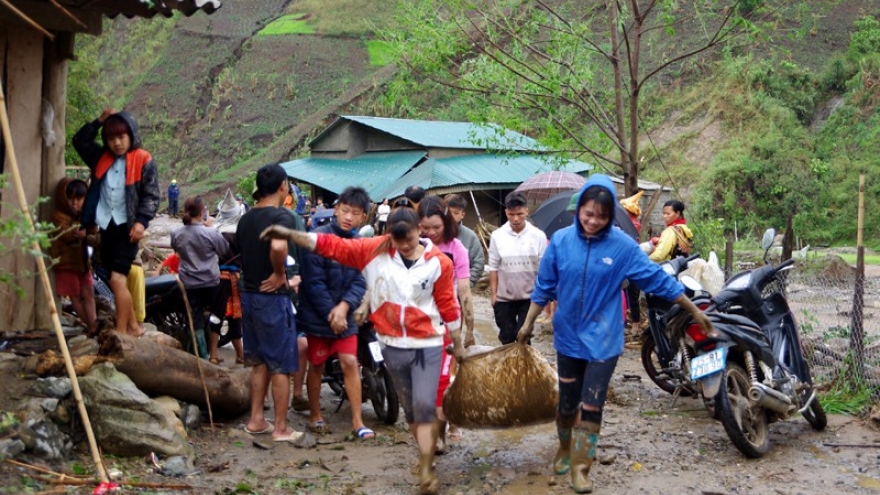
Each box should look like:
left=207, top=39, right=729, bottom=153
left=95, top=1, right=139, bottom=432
left=181, top=404, right=202, bottom=432
left=159, top=455, right=197, bottom=476
left=29, top=377, right=71, bottom=399
left=28, top=418, right=70, bottom=460
left=0, top=438, right=25, bottom=461
left=79, top=363, right=193, bottom=458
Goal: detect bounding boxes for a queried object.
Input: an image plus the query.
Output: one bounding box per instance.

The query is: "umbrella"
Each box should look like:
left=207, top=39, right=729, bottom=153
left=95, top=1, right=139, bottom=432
left=530, top=190, right=638, bottom=240
left=309, top=208, right=335, bottom=230
left=514, top=171, right=587, bottom=202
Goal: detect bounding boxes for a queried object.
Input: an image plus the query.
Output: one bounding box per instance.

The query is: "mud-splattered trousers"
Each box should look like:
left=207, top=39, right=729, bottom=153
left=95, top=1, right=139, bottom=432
left=556, top=352, right=619, bottom=425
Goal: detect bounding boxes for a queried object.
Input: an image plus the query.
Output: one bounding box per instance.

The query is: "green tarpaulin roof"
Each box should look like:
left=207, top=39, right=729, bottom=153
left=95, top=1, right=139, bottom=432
left=312, top=116, right=550, bottom=152
left=280, top=151, right=426, bottom=200
left=376, top=154, right=592, bottom=199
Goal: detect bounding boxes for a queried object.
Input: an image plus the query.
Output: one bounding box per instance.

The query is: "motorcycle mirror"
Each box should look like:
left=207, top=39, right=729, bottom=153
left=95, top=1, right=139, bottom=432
left=761, top=228, right=776, bottom=264
left=761, top=228, right=776, bottom=250
left=680, top=275, right=703, bottom=292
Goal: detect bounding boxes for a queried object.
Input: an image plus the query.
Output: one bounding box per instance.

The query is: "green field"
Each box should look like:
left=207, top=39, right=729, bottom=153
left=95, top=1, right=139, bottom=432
left=258, top=14, right=314, bottom=35
left=365, top=40, right=392, bottom=66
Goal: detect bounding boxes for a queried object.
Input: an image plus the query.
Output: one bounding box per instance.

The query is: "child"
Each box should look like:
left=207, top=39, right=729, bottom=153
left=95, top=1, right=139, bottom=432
left=73, top=109, right=160, bottom=336
left=50, top=178, right=98, bottom=336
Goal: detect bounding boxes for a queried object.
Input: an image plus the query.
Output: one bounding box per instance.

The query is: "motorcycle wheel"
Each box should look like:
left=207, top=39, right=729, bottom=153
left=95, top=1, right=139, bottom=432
left=716, top=361, right=770, bottom=458
left=144, top=306, right=190, bottom=349
left=801, top=394, right=828, bottom=431
left=364, top=367, right=399, bottom=425
left=640, top=335, right=694, bottom=397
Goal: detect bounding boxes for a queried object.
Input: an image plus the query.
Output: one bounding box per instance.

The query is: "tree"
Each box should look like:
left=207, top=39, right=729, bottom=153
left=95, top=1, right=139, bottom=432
left=385, top=0, right=810, bottom=195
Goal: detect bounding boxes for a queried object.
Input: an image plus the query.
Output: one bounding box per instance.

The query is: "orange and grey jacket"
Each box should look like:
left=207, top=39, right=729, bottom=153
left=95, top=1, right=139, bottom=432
left=72, top=111, right=160, bottom=231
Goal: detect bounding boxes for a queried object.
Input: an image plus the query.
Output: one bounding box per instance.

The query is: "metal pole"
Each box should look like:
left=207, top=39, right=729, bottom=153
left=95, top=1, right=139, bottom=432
left=849, top=174, right=866, bottom=382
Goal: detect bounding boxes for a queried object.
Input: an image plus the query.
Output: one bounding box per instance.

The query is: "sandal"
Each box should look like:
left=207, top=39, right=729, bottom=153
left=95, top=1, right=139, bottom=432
left=209, top=357, right=223, bottom=365
left=354, top=426, right=375, bottom=440
left=307, top=420, right=331, bottom=435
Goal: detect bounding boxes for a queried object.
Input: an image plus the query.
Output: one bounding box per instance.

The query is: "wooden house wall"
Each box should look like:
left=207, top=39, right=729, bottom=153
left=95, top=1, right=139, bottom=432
left=0, top=24, right=69, bottom=331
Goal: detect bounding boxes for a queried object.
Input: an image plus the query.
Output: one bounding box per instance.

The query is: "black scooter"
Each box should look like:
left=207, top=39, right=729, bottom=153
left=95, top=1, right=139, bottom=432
left=677, top=230, right=827, bottom=458
left=641, top=254, right=711, bottom=398
left=323, top=323, right=400, bottom=425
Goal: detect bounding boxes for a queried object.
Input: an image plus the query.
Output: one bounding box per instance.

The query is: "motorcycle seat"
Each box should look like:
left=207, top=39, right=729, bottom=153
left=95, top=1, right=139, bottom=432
left=144, top=274, right=179, bottom=293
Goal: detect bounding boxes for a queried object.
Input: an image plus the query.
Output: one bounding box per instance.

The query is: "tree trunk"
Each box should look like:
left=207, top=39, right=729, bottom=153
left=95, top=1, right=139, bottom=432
left=98, top=331, right=250, bottom=417
left=782, top=214, right=794, bottom=261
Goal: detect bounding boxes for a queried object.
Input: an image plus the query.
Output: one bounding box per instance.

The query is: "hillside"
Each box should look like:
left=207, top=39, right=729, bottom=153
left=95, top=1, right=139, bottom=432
left=72, top=0, right=397, bottom=201
left=71, top=0, right=880, bottom=243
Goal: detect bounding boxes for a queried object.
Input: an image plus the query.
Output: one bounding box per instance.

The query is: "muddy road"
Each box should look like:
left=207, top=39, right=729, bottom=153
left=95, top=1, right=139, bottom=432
left=91, top=294, right=880, bottom=495
left=3, top=210, right=878, bottom=495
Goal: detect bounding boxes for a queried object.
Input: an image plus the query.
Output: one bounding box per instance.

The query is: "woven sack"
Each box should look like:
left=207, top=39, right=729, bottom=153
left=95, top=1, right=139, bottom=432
left=443, top=343, right=558, bottom=428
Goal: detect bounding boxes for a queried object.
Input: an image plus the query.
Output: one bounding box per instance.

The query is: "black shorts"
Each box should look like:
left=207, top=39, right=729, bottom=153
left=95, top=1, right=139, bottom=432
left=100, top=221, right=139, bottom=277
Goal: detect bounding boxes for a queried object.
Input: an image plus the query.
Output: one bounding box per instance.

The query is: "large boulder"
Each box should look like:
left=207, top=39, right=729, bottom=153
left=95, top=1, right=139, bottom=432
left=79, top=363, right=193, bottom=458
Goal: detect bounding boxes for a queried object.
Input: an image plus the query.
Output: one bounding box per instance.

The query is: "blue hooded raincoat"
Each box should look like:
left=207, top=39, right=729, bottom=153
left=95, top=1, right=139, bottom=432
left=531, top=174, right=684, bottom=361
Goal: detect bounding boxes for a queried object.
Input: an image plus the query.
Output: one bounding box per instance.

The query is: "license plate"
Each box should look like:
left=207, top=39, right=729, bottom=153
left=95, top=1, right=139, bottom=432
left=690, top=347, right=728, bottom=380
left=368, top=341, right=384, bottom=363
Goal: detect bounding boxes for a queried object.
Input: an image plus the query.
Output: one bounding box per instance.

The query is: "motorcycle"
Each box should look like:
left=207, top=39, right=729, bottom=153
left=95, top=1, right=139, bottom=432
left=323, top=323, right=400, bottom=425
left=95, top=262, right=236, bottom=351
left=676, top=229, right=827, bottom=458
left=641, top=254, right=712, bottom=398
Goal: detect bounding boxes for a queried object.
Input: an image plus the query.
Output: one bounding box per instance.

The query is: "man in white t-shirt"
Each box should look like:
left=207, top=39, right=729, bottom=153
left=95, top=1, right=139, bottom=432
left=487, top=191, right=547, bottom=344
left=376, top=198, right=391, bottom=234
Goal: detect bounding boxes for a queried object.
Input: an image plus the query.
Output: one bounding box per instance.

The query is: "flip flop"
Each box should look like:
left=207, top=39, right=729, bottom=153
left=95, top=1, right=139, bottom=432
left=273, top=430, right=306, bottom=443
left=243, top=421, right=273, bottom=435
left=307, top=420, right=331, bottom=434
left=355, top=426, right=375, bottom=440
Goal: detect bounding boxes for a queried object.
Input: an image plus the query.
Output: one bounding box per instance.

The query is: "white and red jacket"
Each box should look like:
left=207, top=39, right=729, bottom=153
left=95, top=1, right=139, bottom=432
left=314, top=233, right=461, bottom=349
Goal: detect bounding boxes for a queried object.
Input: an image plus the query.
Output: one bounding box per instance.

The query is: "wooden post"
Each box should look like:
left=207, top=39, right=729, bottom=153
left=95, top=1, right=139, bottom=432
left=639, top=187, right=663, bottom=240
left=0, top=78, right=108, bottom=484
left=724, top=238, right=734, bottom=280
left=849, top=174, right=866, bottom=382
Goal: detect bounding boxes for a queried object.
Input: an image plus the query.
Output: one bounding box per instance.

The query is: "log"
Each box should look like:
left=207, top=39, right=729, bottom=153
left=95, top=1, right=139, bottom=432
left=97, top=331, right=250, bottom=417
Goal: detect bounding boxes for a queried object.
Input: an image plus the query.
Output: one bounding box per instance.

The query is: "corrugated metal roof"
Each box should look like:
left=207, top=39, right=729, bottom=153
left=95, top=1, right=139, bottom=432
left=312, top=116, right=550, bottom=152
left=96, top=0, right=221, bottom=18
left=280, top=151, right=426, bottom=200
left=377, top=154, right=592, bottom=199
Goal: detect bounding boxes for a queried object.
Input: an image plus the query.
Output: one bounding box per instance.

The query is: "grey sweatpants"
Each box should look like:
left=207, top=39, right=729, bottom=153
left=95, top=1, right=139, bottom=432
left=382, top=345, right=442, bottom=424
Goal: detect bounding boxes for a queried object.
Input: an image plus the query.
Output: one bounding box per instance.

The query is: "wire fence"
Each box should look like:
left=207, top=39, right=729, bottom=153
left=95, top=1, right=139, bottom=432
left=775, top=256, right=880, bottom=406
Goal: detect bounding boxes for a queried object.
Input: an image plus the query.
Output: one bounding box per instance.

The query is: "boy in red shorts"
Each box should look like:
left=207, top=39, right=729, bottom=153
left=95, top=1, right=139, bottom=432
left=51, top=178, right=98, bottom=336
left=296, top=187, right=373, bottom=439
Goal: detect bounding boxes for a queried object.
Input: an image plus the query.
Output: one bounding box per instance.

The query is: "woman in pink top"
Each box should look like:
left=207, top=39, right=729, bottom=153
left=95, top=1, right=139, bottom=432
left=417, top=195, right=474, bottom=453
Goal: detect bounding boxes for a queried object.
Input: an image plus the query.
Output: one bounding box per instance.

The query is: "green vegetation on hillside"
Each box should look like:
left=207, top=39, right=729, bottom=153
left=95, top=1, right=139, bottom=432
left=258, top=14, right=313, bottom=35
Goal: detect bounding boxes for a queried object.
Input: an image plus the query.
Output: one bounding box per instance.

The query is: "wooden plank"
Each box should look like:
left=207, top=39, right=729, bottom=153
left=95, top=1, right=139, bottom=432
left=36, top=32, right=71, bottom=330
left=0, top=25, right=45, bottom=331
left=0, top=2, right=101, bottom=35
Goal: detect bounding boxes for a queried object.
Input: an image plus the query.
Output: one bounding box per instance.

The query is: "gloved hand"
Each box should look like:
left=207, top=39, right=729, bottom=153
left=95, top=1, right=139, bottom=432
left=516, top=323, right=534, bottom=345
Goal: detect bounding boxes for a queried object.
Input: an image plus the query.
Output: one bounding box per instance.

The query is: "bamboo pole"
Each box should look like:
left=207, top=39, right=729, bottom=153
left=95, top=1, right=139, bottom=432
left=0, top=80, right=107, bottom=484
left=175, top=276, right=214, bottom=429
